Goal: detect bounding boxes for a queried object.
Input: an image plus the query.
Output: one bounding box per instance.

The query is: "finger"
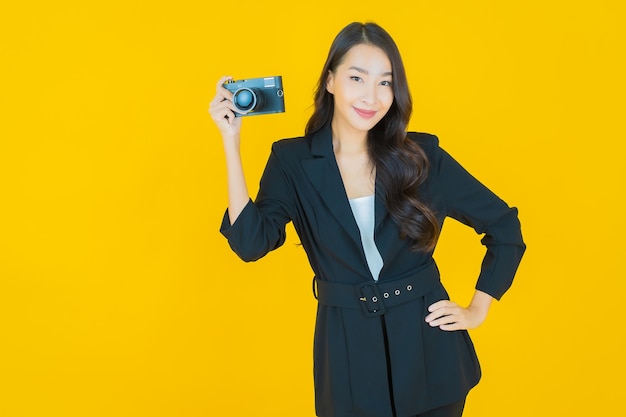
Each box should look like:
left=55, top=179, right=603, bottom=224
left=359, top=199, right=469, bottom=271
left=210, top=96, right=238, bottom=115
left=439, top=322, right=462, bottom=331
left=425, top=307, right=449, bottom=323
left=429, top=312, right=464, bottom=328
left=209, top=103, right=236, bottom=124
left=216, top=76, right=235, bottom=101
left=211, top=89, right=234, bottom=108
left=209, top=76, right=234, bottom=109
left=425, top=301, right=459, bottom=322
left=225, top=108, right=239, bottom=124
left=426, top=311, right=455, bottom=326
left=218, top=85, right=234, bottom=102
left=427, top=300, right=454, bottom=312
left=221, top=108, right=238, bottom=125
left=216, top=75, right=233, bottom=91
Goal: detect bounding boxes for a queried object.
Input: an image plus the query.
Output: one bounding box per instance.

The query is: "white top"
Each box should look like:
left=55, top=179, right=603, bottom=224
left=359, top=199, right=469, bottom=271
left=348, top=195, right=384, bottom=281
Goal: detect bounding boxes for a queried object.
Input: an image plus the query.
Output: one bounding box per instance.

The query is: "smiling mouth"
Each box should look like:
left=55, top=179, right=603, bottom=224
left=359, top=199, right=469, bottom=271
left=353, top=107, right=377, bottom=119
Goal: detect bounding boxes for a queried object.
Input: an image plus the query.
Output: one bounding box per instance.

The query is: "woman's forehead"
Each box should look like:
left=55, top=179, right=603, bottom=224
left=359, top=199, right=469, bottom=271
left=339, top=44, right=392, bottom=75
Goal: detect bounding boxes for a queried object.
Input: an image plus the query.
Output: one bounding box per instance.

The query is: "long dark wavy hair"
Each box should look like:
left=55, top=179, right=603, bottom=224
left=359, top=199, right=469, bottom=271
left=305, top=22, right=439, bottom=252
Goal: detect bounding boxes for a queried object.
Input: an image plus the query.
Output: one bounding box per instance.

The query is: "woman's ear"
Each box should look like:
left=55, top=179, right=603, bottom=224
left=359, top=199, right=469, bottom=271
left=325, top=71, right=335, bottom=95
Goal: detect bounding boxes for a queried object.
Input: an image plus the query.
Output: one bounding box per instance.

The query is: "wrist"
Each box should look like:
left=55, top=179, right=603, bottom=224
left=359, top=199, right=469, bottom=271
left=467, top=290, right=494, bottom=317
left=221, top=135, right=241, bottom=151
left=467, top=302, right=489, bottom=320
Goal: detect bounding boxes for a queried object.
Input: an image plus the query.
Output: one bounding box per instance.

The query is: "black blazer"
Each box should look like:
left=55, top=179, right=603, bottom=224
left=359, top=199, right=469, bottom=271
left=221, top=125, right=525, bottom=417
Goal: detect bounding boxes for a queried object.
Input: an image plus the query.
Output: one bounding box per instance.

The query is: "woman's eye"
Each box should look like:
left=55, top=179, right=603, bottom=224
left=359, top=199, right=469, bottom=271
left=350, top=76, right=363, bottom=82
left=380, top=80, right=392, bottom=86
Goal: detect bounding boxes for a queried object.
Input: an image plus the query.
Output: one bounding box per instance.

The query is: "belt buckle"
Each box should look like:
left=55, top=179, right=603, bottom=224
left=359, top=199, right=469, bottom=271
left=357, top=283, right=385, bottom=317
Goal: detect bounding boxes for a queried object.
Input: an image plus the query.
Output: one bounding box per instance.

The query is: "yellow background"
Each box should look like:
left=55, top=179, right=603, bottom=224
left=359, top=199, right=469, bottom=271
left=1, top=1, right=624, bottom=416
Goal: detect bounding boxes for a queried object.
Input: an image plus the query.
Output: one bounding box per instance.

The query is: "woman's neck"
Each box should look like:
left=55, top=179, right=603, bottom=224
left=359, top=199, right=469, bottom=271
left=331, top=120, right=368, bottom=156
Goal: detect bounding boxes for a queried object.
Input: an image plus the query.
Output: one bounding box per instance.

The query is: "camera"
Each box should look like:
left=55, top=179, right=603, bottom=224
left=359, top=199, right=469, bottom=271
left=223, top=76, right=285, bottom=117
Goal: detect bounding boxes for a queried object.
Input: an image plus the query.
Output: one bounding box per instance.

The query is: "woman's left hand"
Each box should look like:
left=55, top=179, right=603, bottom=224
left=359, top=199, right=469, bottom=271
left=425, top=290, right=494, bottom=331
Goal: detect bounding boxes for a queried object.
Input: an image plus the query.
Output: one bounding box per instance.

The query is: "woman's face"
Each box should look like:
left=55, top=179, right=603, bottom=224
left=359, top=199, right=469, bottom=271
left=326, top=43, right=394, bottom=136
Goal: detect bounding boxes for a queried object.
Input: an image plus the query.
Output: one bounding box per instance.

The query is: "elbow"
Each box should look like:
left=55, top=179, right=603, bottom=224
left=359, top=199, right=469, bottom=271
left=228, top=241, right=268, bottom=262
left=481, top=206, right=526, bottom=249
left=228, top=233, right=286, bottom=263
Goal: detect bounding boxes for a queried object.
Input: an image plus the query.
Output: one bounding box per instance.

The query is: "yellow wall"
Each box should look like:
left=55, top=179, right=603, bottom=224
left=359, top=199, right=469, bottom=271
left=1, top=1, right=624, bottom=416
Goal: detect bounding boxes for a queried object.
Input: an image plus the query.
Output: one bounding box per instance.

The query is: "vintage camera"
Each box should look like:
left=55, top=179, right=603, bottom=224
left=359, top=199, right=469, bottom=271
left=223, top=76, right=285, bottom=117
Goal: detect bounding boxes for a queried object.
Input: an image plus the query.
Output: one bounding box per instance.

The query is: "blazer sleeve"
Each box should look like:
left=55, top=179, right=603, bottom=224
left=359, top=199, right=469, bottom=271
left=219, top=141, right=294, bottom=262
left=430, top=139, right=526, bottom=300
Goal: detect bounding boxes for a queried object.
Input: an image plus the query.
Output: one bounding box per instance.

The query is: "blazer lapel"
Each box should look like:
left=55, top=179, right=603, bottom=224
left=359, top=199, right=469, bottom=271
left=374, top=180, right=387, bottom=232
left=301, top=126, right=362, bottom=247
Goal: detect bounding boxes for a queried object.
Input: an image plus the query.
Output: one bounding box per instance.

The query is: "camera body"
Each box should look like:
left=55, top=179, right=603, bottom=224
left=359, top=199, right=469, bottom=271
left=223, top=76, right=285, bottom=117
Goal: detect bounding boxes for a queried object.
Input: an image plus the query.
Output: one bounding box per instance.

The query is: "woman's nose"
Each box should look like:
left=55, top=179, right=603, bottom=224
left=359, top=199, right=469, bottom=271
left=361, top=84, right=377, bottom=104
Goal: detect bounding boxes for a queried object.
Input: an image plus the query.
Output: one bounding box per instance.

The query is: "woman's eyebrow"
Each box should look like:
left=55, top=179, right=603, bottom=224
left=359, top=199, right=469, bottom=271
left=348, top=66, right=392, bottom=77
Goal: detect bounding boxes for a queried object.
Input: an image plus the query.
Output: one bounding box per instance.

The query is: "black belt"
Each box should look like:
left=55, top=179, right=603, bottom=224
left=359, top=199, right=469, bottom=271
left=313, top=262, right=441, bottom=318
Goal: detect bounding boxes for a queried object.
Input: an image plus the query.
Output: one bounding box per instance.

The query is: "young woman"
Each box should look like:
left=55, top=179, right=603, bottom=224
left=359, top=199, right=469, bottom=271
left=209, top=22, right=525, bottom=417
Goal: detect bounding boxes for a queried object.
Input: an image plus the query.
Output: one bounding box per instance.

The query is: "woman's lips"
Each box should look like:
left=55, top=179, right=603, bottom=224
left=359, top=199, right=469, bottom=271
left=353, top=107, right=377, bottom=119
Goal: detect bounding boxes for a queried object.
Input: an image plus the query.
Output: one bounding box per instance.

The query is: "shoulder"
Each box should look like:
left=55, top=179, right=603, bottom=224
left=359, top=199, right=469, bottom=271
left=271, top=135, right=310, bottom=153
left=264, top=134, right=314, bottom=171
left=407, top=131, right=441, bottom=159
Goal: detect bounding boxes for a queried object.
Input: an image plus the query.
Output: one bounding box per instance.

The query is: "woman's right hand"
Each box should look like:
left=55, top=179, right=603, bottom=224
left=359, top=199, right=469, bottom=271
left=208, top=75, right=243, bottom=143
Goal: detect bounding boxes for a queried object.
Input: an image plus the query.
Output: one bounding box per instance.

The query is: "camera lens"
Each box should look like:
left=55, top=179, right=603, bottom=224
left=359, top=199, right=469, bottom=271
left=234, top=89, right=254, bottom=110
left=233, top=88, right=264, bottom=113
